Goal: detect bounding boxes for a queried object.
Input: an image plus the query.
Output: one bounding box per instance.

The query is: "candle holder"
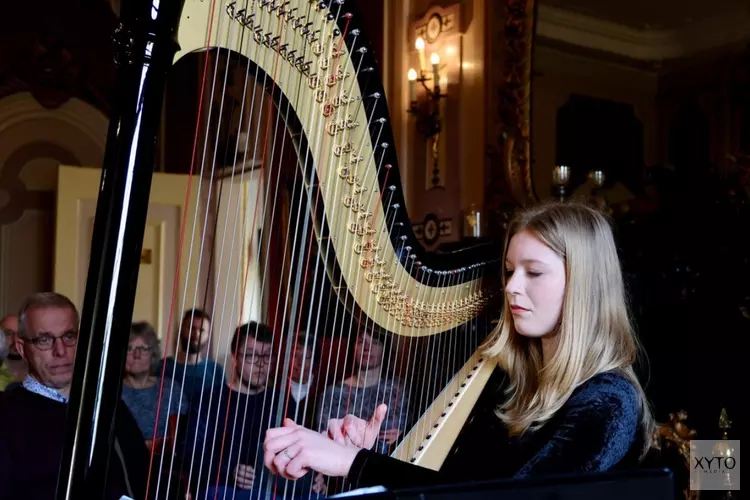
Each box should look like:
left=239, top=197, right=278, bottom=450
left=407, top=42, right=447, bottom=139
left=552, top=165, right=571, bottom=201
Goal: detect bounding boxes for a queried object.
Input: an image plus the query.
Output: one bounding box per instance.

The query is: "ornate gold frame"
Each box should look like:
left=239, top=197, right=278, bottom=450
left=485, top=0, right=537, bottom=214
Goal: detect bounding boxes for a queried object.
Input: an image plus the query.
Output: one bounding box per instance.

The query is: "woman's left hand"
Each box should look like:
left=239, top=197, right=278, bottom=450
left=264, top=418, right=361, bottom=480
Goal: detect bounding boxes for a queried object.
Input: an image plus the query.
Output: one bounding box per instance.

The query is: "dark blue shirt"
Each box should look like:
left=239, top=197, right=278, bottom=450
left=162, top=356, right=226, bottom=408
left=180, top=384, right=282, bottom=495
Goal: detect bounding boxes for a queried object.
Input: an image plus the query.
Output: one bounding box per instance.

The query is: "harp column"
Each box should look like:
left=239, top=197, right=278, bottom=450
left=55, top=0, right=185, bottom=498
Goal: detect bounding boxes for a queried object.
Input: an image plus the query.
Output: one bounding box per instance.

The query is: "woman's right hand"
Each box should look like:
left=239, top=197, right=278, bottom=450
left=326, top=404, right=387, bottom=449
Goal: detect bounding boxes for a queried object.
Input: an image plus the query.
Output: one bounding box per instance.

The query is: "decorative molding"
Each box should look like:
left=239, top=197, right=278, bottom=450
left=537, top=4, right=750, bottom=62
left=0, top=93, right=108, bottom=152
left=412, top=213, right=453, bottom=246
left=413, top=3, right=464, bottom=45
left=0, top=94, right=107, bottom=227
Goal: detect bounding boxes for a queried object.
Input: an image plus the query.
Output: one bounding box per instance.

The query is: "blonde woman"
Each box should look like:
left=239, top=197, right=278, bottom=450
left=262, top=202, right=655, bottom=487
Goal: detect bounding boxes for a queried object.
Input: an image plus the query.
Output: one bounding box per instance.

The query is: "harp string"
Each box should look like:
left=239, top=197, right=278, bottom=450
left=415, top=271, right=449, bottom=454
left=279, top=0, right=349, bottom=427
left=151, top=0, right=287, bottom=496
left=145, top=0, right=230, bottom=492
left=268, top=5, right=352, bottom=498
left=346, top=171, right=395, bottom=434
left=181, top=36, right=242, bottom=499
left=386, top=248, right=418, bottom=464
left=208, top=30, right=281, bottom=497
left=212, top=2, right=328, bottom=497
left=287, top=27, right=389, bottom=493
left=251, top=3, right=360, bottom=498
left=211, top=9, right=294, bottom=495
left=321, top=159, right=395, bottom=495
left=148, top=3, right=244, bottom=497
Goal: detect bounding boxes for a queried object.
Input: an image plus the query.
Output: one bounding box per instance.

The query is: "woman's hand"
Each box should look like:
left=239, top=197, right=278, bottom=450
left=234, top=464, right=254, bottom=490
left=264, top=418, right=361, bottom=480
left=326, top=403, right=388, bottom=449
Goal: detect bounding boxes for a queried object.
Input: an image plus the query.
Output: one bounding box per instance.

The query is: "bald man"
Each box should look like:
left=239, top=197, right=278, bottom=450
left=0, top=315, right=27, bottom=387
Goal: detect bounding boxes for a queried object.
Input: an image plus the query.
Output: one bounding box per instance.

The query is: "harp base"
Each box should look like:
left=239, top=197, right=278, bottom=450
left=330, top=468, right=674, bottom=500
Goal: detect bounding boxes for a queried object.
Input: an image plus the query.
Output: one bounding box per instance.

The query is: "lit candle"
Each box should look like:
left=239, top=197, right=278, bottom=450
left=407, top=68, right=417, bottom=102
left=415, top=37, right=426, bottom=73
left=431, top=53, right=440, bottom=88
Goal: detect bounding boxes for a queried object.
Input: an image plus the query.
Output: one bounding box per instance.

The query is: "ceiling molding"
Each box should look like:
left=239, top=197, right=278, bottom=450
left=536, top=4, right=750, bottom=62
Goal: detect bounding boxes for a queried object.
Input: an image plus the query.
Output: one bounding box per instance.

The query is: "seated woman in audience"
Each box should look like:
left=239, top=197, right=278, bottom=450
left=262, top=202, right=655, bottom=489
left=122, top=321, right=187, bottom=453
left=0, top=328, right=12, bottom=390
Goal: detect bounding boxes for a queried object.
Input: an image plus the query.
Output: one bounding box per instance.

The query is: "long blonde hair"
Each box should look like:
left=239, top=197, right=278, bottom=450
left=484, top=202, right=653, bottom=455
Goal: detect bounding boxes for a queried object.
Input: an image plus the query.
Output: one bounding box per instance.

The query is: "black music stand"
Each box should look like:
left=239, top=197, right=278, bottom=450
left=329, top=468, right=674, bottom=500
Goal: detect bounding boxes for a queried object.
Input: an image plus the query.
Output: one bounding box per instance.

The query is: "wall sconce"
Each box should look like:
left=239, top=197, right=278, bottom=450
left=407, top=36, right=447, bottom=139
left=408, top=6, right=461, bottom=192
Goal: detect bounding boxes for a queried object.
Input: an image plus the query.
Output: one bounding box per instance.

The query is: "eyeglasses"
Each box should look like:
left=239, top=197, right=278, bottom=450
left=127, top=345, right=151, bottom=354
left=241, top=352, right=271, bottom=365
left=24, top=331, right=78, bottom=350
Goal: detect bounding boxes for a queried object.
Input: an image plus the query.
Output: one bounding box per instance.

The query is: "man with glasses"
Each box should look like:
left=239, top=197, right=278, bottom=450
left=0, top=292, right=148, bottom=500
left=181, top=322, right=325, bottom=499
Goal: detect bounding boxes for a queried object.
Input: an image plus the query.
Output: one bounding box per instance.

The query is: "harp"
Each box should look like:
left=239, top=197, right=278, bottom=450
left=55, top=0, right=517, bottom=498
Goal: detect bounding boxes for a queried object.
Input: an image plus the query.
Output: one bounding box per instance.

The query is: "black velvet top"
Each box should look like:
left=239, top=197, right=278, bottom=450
left=347, top=369, right=645, bottom=490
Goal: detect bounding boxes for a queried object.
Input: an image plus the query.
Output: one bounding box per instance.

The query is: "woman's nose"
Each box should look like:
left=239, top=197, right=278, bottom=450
left=505, top=273, right=521, bottom=295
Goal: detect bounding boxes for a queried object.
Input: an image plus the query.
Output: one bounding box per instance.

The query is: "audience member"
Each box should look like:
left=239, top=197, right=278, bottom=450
left=0, top=328, right=11, bottom=390
left=282, top=333, right=320, bottom=428
left=0, top=314, right=26, bottom=387
left=163, top=308, right=225, bottom=408
left=315, top=330, right=410, bottom=455
left=122, top=321, right=187, bottom=452
left=181, top=322, right=324, bottom=499
left=0, top=292, right=148, bottom=500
